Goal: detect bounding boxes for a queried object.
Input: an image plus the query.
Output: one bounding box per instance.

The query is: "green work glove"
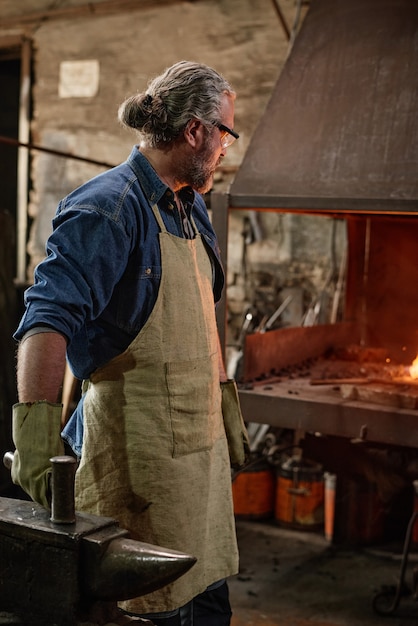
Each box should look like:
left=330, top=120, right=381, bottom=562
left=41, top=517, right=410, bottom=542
left=11, top=401, right=65, bottom=509
left=221, top=380, right=251, bottom=469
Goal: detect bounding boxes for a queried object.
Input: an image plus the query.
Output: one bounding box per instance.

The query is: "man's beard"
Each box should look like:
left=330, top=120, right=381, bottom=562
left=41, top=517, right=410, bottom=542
left=177, top=141, right=220, bottom=194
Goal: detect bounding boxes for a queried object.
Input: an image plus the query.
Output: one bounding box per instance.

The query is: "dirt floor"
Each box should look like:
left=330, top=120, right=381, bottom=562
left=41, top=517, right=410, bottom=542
left=229, top=519, right=418, bottom=626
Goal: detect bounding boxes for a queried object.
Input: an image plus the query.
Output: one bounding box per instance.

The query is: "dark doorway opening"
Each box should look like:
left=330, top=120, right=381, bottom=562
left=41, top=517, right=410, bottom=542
left=0, top=54, right=20, bottom=232
left=0, top=49, right=23, bottom=495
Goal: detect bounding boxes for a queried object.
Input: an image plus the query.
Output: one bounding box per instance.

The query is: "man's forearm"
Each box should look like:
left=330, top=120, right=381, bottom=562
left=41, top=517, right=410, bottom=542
left=17, top=332, right=68, bottom=403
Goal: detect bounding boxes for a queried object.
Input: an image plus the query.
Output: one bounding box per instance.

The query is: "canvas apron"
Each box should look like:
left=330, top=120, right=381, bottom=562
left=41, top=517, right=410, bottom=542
left=74, top=203, right=238, bottom=614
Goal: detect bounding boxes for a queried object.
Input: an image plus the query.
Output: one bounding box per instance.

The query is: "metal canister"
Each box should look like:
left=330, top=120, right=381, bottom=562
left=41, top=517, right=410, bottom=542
left=275, top=456, right=324, bottom=530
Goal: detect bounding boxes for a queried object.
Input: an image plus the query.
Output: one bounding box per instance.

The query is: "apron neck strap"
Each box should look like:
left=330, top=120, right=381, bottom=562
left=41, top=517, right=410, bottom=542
left=151, top=201, right=199, bottom=237
left=151, top=202, right=167, bottom=232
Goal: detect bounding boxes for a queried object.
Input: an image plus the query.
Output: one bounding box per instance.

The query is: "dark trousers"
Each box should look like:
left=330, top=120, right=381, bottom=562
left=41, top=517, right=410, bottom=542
left=124, top=581, right=232, bottom=626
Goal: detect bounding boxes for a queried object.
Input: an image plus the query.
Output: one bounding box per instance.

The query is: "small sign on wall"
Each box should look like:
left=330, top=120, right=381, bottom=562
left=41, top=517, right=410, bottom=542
left=59, top=59, right=100, bottom=98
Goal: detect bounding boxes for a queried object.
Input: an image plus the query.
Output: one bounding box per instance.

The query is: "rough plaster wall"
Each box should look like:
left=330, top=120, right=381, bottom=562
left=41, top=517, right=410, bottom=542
left=25, top=0, right=292, bottom=270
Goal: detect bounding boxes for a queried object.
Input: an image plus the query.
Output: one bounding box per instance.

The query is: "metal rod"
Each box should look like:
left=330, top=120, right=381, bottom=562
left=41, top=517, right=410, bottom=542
left=0, top=134, right=116, bottom=169
left=4, top=451, right=77, bottom=523
left=3, top=451, right=14, bottom=470
left=270, top=0, right=291, bottom=40
left=49, top=455, right=77, bottom=524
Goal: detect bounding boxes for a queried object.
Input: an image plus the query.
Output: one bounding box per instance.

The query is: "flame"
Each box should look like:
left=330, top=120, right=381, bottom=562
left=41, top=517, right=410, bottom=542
left=410, top=355, right=418, bottom=379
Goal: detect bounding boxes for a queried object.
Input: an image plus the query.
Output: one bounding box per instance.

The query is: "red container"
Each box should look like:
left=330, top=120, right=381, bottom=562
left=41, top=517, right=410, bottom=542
left=232, top=462, right=276, bottom=519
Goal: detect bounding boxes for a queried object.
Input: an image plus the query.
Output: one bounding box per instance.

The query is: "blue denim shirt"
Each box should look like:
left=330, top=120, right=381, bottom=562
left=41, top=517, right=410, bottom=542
left=14, top=147, right=224, bottom=455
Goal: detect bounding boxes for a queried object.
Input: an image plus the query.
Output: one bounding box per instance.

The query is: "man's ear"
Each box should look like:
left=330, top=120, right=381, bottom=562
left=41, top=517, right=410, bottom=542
left=184, top=119, right=205, bottom=149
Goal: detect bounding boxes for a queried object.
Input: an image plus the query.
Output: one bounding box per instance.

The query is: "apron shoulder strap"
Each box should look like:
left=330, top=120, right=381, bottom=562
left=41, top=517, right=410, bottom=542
left=151, top=202, right=167, bottom=232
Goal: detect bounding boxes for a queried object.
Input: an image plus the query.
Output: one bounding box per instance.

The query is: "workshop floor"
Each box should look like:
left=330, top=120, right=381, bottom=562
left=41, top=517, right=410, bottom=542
left=229, top=520, right=418, bottom=626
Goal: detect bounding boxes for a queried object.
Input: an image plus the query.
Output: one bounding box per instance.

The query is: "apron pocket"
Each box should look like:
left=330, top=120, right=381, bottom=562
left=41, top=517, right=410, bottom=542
left=166, top=356, right=220, bottom=457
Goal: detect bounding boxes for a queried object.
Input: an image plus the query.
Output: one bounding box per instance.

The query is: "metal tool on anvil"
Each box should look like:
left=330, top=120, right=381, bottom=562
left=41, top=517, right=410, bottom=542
left=1, top=451, right=196, bottom=626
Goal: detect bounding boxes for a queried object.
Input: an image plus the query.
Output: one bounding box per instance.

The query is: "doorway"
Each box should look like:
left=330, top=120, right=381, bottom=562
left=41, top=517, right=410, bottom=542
left=0, top=41, right=30, bottom=495
left=0, top=53, right=20, bottom=230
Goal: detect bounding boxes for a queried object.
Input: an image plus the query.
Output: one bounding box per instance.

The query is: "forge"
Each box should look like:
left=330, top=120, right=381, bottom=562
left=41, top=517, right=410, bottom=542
left=212, top=0, right=418, bottom=451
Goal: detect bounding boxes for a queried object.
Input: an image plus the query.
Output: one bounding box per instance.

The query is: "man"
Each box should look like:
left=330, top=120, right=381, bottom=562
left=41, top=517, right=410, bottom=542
left=12, top=61, right=247, bottom=625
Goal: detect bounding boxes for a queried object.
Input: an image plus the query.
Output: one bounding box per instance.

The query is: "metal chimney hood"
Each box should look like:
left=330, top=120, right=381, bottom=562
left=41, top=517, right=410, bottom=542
left=229, top=0, right=418, bottom=214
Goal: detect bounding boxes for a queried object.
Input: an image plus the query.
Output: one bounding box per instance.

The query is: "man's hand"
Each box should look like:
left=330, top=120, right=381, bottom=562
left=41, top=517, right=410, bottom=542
left=13, top=331, right=67, bottom=508
left=11, top=401, right=65, bottom=508
left=221, top=380, right=251, bottom=469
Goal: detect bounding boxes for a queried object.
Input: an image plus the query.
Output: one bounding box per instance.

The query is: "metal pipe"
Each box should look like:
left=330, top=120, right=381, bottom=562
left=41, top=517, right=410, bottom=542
left=270, top=0, right=291, bottom=40
left=3, top=451, right=14, bottom=470
left=49, top=455, right=77, bottom=524
left=0, top=135, right=116, bottom=169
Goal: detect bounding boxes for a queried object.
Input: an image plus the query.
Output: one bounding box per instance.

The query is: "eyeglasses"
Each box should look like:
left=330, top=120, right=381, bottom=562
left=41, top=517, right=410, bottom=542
left=216, top=123, right=239, bottom=149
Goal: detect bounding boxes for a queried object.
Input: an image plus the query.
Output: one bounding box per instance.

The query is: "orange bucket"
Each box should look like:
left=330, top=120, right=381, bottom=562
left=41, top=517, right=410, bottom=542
left=275, top=457, right=324, bottom=530
left=232, top=462, right=276, bottom=519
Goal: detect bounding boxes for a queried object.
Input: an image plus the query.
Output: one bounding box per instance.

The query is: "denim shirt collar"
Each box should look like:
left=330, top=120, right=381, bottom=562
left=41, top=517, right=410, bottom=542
left=126, top=145, right=195, bottom=208
left=125, top=145, right=224, bottom=301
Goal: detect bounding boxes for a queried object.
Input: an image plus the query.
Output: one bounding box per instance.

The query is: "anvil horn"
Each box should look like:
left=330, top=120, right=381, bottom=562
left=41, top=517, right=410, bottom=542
left=82, top=534, right=197, bottom=600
